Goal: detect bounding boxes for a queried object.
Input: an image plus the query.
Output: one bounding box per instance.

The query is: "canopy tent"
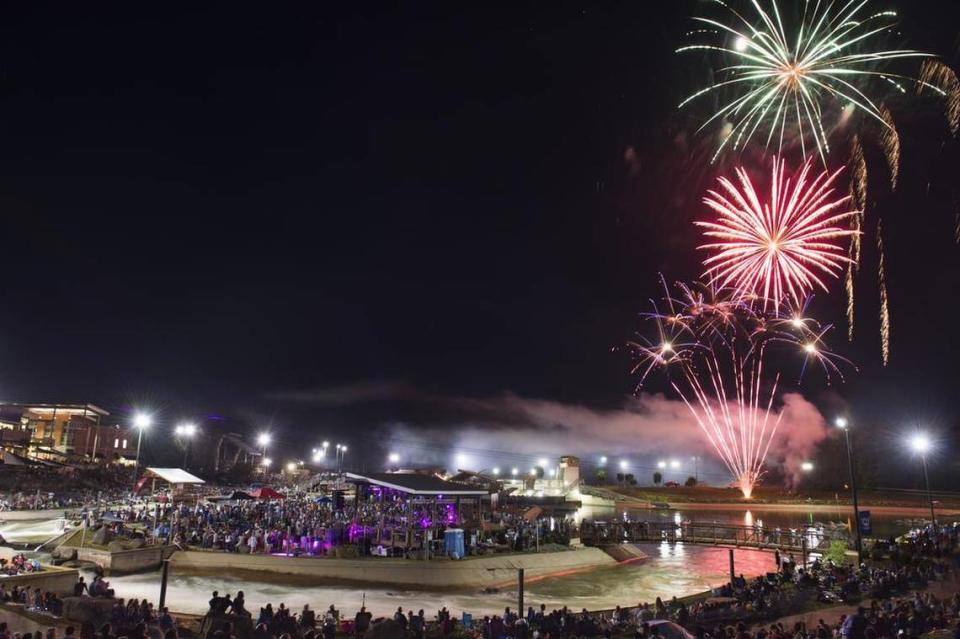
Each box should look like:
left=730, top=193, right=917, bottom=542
left=144, top=468, right=204, bottom=484
left=0, top=451, right=32, bottom=466
left=135, top=467, right=205, bottom=497
left=344, top=472, right=488, bottom=496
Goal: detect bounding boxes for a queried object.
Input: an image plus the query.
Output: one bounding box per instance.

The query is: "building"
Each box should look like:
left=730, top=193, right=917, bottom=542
left=0, top=402, right=134, bottom=464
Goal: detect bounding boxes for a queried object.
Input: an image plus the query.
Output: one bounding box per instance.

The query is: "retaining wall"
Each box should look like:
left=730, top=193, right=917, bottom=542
left=76, top=545, right=176, bottom=575
left=0, top=565, right=78, bottom=595
left=170, top=547, right=616, bottom=589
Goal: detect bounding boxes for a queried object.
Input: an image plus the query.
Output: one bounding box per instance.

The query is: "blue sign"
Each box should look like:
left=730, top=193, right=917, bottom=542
left=859, top=510, right=872, bottom=535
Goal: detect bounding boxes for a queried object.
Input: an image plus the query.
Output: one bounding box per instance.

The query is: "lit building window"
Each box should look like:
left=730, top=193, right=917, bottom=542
left=122, top=439, right=127, bottom=449
left=114, top=438, right=119, bottom=448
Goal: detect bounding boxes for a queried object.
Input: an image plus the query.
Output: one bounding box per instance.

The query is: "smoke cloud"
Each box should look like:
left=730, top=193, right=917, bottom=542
left=273, top=382, right=828, bottom=487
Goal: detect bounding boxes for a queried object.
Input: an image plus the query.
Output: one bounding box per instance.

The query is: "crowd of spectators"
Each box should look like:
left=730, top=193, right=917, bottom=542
left=2, top=512, right=960, bottom=639
left=190, top=523, right=960, bottom=639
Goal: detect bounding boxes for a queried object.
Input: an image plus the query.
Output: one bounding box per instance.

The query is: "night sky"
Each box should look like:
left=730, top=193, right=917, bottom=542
left=0, top=2, right=958, bottom=474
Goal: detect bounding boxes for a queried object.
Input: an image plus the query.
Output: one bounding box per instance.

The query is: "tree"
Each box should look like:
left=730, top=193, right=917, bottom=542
left=825, top=540, right=850, bottom=565
left=653, top=471, right=663, bottom=486
left=596, top=468, right=607, bottom=484
left=616, top=472, right=625, bottom=485
left=685, top=476, right=698, bottom=487
left=625, top=473, right=636, bottom=485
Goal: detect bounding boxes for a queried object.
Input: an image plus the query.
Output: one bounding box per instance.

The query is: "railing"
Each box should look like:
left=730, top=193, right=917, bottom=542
left=580, top=520, right=848, bottom=552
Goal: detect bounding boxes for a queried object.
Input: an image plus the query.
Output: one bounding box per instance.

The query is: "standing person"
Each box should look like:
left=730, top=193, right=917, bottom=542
left=158, top=609, right=174, bottom=634
left=842, top=608, right=868, bottom=639
left=410, top=610, right=425, bottom=639
left=300, top=605, right=316, bottom=629
left=354, top=608, right=371, bottom=639
left=322, top=616, right=336, bottom=639
left=394, top=608, right=407, bottom=631
left=230, top=593, right=249, bottom=617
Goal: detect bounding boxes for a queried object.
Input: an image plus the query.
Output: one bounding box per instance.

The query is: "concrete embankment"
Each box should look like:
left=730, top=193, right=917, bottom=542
left=169, top=547, right=617, bottom=589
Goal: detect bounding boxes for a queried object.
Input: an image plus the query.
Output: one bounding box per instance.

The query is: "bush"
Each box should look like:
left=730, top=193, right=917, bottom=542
left=653, top=471, right=663, bottom=485
left=685, top=476, right=697, bottom=487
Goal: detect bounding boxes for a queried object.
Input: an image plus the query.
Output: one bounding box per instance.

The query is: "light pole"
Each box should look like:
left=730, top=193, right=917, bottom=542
left=174, top=422, right=197, bottom=469
left=132, top=413, right=152, bottom=483
left=909, top=432, right=936, bottom=525
left=336, top=444, right=348, bottom=475
left=257, top=432, right=271, bottom=470
left=835, top=417, right=863, bottom=562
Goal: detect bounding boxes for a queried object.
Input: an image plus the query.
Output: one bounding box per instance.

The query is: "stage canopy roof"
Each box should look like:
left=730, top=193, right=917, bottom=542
left=145, top=467, right=205, bottom=484
left=345, top=472, right=488, bottom=496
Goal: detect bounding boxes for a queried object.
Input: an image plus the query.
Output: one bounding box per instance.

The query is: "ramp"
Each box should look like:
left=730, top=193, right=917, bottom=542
left=597, top=543, right=649, bottom=562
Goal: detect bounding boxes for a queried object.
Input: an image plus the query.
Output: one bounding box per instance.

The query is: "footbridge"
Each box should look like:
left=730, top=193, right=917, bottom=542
left=580, top=520, right=849, bottom=554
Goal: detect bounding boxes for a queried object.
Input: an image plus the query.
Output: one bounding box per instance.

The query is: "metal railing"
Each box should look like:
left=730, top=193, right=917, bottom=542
left=580, top=520, right=848, bottom=552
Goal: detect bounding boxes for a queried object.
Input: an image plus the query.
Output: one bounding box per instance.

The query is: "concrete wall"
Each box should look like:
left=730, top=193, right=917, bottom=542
left=77, top=545, right=175, bottom=575
left=0, top=566, right=78, bottom=595
left=170, top=547, right=615, bottom=589
left=0, top=510, right=65, bottom=521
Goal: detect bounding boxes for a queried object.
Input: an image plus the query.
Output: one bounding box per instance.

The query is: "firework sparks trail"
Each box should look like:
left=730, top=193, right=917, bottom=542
left=878, top=105, right=900, bottom=189
left=630, top=280, right=851, bottom=498
left=696, top=156, right=859, bottom=308
left=918, top=60, right=960, bottom=136
left=877, top=219, right=891, bottom=365
left=846, top=137, right=867, bottom=340
left=677, top=0, right=937, bottom=163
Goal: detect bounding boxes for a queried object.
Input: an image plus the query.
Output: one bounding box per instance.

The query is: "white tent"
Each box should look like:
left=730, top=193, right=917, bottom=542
left=144, top=467, right=205, bottom=484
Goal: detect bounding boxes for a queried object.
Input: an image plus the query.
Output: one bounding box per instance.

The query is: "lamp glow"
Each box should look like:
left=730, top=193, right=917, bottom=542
left=175, top=423, right=197, bottom=437
left=909, top=433, right=932, bottom=455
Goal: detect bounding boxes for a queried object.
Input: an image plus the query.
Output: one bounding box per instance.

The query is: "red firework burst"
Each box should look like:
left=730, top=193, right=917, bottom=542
left=696, top=157, right=858, bottom=307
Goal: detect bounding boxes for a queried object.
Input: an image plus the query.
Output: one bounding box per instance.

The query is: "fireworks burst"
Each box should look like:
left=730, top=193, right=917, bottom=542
left=696, top=156, right=858, bottom=307
left=677, top=0, right=936, bottom=163
left=630, top=280, right=850, bottom=498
